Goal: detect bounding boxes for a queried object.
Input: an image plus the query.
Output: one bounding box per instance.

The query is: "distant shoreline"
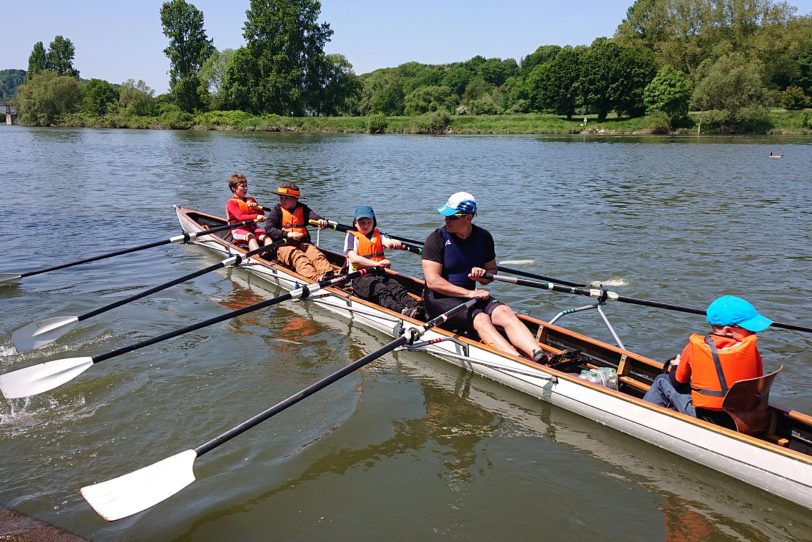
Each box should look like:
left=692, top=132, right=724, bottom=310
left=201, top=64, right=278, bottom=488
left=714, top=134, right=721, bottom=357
left=12, top=109, right=812, bottom=136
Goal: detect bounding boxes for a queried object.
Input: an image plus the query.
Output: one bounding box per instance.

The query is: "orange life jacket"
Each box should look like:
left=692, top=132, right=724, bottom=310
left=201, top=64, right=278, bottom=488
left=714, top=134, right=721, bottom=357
left=347, top=229, right=385, bottom=271
left=687, top=333, right=762, bottom=410
left=280, top=205, right=307, bottom=237
left=226, top=196, right=262, bottom=224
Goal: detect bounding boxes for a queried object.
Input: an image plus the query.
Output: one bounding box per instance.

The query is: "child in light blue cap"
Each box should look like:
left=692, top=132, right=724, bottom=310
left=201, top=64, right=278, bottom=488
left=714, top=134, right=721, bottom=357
left=643, top=295, right=771, bottom=418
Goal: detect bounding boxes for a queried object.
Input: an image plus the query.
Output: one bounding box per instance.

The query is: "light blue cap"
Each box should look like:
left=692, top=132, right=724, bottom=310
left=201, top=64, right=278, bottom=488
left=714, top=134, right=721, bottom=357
left=354, top=205, right=375, bottom=220
left=437, top=192, right=477, bottom=216
left=706, top=295, right=772, bottom=332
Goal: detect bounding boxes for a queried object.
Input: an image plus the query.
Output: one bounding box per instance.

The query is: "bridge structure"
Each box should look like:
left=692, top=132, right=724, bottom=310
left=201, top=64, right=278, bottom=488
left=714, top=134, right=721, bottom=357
left=0, top=100, right=16, bottom=125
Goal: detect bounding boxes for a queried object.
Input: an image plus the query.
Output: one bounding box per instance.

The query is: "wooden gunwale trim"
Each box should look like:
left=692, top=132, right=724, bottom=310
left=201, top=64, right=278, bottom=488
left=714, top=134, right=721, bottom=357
left=176, top=206, right=812, bottom=465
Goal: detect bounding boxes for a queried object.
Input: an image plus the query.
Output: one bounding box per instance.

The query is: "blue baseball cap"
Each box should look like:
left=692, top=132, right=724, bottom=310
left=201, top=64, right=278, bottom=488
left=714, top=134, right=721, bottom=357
left=706, top=295, right=772, bottom=332
left=437, top=192, right=477, bottom=216
left=354, top=205, right=375, bottom=220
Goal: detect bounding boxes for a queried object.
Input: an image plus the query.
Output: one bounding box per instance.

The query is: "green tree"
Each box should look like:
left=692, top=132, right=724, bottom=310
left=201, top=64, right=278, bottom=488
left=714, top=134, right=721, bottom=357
left=615, top=0, right=799, bottom=78
left=527, top=46, right=584, bottom=117
left=643, top=66, right=692, bottom=123
left=223, top=0, right=333, bottom=115
left=118, top=79, right=156, bottom=116
left=26, top=42, right=47, bottom=81
left=82, top=79, right=119, bottom=116
left=370, top=79, right=405, bottom=115
left=478, top=57, right=518, bottom=86
left=160, top=0, right=214, bottom=112
left=580, top=38, right=657, bottom=120
left=200, top=48, right=235, bottom=108
left=0, top=69, right=26, bottom=99
left=799, top=46, right=812, bottom=95
left=45, top=35, right=80, bottom=77
left=780, top=85, right=808, bottom=109
left=403, top=85, right=456, bottom=115
left=690, top=52, right=768, bottom=130
left=306, top=54, right=362, bottom=115
left=13, top=70, right=83, bottom=126
left=520, top=45, right=562, bottom=75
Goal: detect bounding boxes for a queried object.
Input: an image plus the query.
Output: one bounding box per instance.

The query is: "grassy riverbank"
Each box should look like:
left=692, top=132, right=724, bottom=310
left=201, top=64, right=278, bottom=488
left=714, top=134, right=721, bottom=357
left=55, top=109, right=812, bottom=135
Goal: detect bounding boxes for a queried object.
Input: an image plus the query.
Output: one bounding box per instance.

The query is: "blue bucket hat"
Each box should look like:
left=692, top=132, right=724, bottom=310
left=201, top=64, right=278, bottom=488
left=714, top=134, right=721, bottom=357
left=437, top=192, right=477, bottom=217
left=706, top=295, right=772, bottom=332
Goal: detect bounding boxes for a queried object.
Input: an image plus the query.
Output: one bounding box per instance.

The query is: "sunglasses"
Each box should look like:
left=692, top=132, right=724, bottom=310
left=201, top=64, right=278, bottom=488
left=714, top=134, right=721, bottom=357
left=446, top=212, right=468, bottom=221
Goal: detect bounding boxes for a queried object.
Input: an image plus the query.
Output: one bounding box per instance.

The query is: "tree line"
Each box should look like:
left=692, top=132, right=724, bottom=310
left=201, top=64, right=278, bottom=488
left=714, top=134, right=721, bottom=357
left=8, top=0, right=812, bottom=133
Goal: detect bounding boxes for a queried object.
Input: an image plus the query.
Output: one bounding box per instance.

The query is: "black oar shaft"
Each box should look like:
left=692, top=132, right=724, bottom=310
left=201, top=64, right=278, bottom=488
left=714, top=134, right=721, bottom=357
left=21, top=239, right=174, bottom=279
left=196, top=334, right=408, bottom=456
left=194, top=297, right=477, bottom=457
left=319, top=220, right=423, bottom=255
left=611, top=294, right=812, bottom=333
left=15, top=220, right=253, bottom=279
left=92, top=270, right=364, bottom=364
left=488, top=273, right=812, bottom=334
left=79, top=242, right=282, bottom=322
left=322, top=221, right=586, bottom=285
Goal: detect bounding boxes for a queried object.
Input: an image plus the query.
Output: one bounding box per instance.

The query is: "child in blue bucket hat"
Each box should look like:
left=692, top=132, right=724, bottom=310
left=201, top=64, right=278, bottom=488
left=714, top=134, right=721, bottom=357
left=344, top=205, right=424, bottom=319
left=644, top=295, right=772, bottom=418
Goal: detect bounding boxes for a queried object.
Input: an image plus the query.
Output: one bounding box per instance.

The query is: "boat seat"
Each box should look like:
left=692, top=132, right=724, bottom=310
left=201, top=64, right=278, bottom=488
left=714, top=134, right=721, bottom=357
left=720, top=365, right=783, bottom=437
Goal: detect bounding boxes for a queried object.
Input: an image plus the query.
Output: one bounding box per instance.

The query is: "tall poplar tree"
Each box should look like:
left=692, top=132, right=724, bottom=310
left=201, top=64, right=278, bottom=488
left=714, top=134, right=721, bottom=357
left=26, top=42, right=47, bottom=81
left=160, top=0, right=214, bottom=111
left=223, top=0, right=333, bottom=115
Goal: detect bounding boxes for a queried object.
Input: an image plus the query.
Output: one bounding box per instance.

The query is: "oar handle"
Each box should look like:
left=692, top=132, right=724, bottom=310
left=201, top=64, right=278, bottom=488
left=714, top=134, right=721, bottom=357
left=194, top=297, right=476, bottom=457
left=484, top=273, right=594, bottom=296
left=92, top=269, right=368, bottom=364
left=495, top=265, right=584, bottom=288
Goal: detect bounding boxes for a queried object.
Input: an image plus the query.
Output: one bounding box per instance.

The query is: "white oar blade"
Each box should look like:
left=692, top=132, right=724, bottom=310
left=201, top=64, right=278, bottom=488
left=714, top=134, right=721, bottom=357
left=81, top=449, right=197, bottom=521
left=0, top=273, right=22, bottom=285
left=12, top=316, right=80, bottom=352
left=0, top=356, right=93, bottom=399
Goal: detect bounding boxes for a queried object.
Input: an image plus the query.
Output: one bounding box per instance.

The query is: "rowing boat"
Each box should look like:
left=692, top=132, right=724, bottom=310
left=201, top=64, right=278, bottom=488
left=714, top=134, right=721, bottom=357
left=175, top=205, right=812, bottom=509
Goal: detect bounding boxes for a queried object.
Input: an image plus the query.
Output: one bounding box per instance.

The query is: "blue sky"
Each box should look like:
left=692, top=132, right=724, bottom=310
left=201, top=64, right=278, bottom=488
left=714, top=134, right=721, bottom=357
left=4, top=1, right=812, bottom=94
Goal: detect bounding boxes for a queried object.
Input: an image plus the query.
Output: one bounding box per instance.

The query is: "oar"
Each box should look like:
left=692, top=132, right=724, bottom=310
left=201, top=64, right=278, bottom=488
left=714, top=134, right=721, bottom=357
left=314, top=220, right=423, bottom=255
left=80, top=297, right=477, bottom=521
left=485, top=273, right=812, bottom=334
left=318, top=221, right=587, bottom=287
left=11, top=240, right=287, bottom=353
left=0, top=219, right=260, bottom=286
left=0, top=269, right=370, bottom=399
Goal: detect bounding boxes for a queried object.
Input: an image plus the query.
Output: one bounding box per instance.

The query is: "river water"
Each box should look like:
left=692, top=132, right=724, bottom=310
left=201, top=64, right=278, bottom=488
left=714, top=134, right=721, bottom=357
left=0, top=127, right=810, bottom=541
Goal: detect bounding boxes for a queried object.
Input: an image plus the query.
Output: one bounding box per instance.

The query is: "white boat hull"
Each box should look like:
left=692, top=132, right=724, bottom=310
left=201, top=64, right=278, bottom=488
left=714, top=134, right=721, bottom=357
left=175, top=206, right=812, bottom=509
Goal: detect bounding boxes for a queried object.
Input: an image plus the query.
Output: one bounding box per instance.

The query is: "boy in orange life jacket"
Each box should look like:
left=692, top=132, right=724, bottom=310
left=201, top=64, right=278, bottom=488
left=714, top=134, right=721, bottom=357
left=264, top=182, right=333, bottom=281
left=643, top=295, right=772, bottom=416
left=225, top=174, right=271, bottom=252
left=344, top=205, right=424, bottom=319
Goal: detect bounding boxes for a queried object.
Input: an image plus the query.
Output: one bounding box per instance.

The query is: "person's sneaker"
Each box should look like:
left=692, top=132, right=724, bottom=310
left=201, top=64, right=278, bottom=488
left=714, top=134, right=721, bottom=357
left=532, top=350, right=550, bottom=364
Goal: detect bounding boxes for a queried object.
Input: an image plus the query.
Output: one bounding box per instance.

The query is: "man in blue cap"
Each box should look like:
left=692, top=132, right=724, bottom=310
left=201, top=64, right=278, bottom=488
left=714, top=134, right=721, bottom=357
left=344, top=205, right=424, bottom=319
left=643, top=295, right=772, bottom=417
left=421, top=192, right=545, bottom=361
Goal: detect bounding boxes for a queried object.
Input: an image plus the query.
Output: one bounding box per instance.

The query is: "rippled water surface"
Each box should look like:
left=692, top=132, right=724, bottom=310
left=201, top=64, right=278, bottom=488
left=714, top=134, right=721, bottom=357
left=0, top=128, right=810, bottom=541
